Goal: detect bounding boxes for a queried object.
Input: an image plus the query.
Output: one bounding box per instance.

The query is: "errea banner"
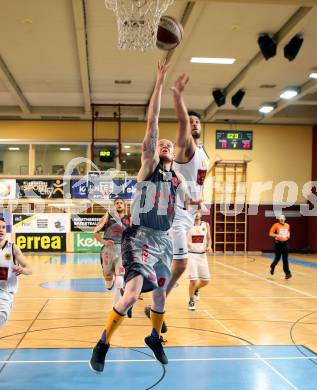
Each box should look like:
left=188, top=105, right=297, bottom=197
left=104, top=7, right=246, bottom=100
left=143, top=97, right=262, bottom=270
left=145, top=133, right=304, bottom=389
left=73, top=232, right=103, bottom=252
left=16, top=233, right=66, bottom=252
left=12, top=214, right=70, bottom=233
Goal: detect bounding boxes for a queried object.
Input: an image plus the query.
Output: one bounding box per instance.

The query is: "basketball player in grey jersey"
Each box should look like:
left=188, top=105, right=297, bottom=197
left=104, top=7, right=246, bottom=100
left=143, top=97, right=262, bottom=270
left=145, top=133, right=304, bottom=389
left=90, top=61, right=188, bottom=372
left=93, top=198, right=130, bottom=305
left=145, top=74, right=209, bottom=331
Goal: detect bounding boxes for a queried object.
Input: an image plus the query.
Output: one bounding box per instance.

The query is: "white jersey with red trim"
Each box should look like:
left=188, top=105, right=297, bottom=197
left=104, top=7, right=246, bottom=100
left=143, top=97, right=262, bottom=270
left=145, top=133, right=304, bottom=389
left=0, top=241, right=18, bottom=293
left=187, top=221, right=208, bottom=253
left=173, top=145, right=209, bottom=206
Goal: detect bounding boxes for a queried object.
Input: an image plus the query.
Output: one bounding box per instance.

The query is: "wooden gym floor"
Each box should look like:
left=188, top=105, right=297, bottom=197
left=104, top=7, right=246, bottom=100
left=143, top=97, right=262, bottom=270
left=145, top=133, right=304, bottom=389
left=0, top=252, right=316, bottom=389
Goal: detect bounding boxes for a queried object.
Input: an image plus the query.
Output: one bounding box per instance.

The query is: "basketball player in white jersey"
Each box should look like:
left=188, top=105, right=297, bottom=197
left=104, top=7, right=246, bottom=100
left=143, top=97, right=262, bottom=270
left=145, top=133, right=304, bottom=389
left=187, top=211, right=211, bottom=311
left=0, top=217, right=32, bottom=327
left=170, top=75, right=209, bottom=291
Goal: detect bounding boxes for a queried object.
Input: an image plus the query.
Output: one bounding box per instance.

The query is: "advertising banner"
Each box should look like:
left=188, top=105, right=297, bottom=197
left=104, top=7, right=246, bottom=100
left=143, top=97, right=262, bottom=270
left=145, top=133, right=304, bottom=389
left=71, top=176, right=136, bottom=200
left=12, top=214, right=70, bottom=233
left=17, top=179, right=66, bottom=198
left=109, top=179, right=137, bottom=200
left=71, top=214, right=103, bottom=232
left=87, top=171, right=127, bottom=199
left=16, top=233, right=66, bottom=252
left=70, top=179, right=88, bottom=199
left=0, top=213, right=12, bottom=233
left=73, top=232, right=103, bottom=252
left=0, top=179, right=16, bottom=200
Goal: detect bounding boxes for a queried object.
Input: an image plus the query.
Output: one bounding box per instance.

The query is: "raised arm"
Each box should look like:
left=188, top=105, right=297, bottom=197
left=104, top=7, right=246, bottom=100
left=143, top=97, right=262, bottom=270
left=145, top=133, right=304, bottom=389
left=138, top=60, right=169, bottom=181
left=172, top=74, right=196, bottom=160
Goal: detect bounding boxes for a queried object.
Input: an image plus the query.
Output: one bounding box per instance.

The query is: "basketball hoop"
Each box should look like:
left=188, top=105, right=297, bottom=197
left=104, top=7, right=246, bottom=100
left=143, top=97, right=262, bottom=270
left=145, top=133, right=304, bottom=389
left=105, top=0, right=174, bottom=51
left=101, top=183, right=114, bottom=200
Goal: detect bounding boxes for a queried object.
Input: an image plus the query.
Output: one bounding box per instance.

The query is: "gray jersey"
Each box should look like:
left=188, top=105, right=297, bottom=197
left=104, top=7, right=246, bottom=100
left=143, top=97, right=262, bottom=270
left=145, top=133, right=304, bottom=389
left=103, top=214, right=130, bottom=244
left=131, top=160, right=180, bottom=231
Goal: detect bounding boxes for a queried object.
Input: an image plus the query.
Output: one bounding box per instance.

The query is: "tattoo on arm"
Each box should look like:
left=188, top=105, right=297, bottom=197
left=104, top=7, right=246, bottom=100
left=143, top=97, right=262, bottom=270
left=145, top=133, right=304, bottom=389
left=149, top=126, right=158, bottom=153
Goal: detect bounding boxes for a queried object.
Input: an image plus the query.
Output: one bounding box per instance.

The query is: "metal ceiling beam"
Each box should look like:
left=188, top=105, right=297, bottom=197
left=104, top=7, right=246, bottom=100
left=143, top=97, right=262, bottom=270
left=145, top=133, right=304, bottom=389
left=258, top=78, right=317, bottom=121
left=203, top=6, right=314, bottom=122
left=291, top=99, right=317, bottom=105
left=71, top=0, right=91, bottom=114
left=0, top=55, right=31, bottom=113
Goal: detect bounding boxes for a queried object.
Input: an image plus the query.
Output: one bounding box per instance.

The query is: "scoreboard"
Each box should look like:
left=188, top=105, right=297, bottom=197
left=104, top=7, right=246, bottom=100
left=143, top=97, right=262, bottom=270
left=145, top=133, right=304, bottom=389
left=216, top=130, right=253, bottom=150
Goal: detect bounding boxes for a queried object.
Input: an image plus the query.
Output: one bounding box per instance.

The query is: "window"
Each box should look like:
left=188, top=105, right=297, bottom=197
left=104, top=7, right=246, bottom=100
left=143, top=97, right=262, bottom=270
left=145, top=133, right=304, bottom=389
left=0, top=144, right=29, bottom=175
left=120, top=144, right=141, bottom=176
left=34, top=144, right=88, bottom=175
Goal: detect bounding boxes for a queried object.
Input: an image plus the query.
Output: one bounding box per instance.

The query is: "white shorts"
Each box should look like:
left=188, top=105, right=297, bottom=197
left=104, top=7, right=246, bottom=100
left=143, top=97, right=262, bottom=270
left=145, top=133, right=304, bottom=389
left=0, top=290, right=14, bottom=325
left=188, top=252, right=210, bottom=281
left=172, top=207, right=195, bottom=260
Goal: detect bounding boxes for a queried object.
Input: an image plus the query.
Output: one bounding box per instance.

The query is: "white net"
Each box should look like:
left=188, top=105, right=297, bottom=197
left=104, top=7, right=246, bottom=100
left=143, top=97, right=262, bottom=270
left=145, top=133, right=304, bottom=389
left=105, top=0, right=174, bottom=51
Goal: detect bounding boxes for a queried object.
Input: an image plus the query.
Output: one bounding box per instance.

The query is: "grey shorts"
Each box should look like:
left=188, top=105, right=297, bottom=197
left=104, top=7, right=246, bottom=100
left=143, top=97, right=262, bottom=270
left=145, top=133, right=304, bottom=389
left=100, top=243, right=125, bottom=276
left=122, top=225, right=172, bottom=293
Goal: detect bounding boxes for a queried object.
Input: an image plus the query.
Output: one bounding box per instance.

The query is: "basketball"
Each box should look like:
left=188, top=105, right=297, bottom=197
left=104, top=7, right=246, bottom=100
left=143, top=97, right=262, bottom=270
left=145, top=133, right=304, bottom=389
left=156, top=16, right=183, bottom=51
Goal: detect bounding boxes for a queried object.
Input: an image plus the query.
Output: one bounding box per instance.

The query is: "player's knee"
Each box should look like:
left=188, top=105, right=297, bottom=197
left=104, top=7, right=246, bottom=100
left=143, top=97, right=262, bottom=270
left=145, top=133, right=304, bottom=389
left=123, top=292, right=139, bottom=308
left=200, top=280, right=209, bottom=287
left=173, top=261, right=187, bottom=276
left=115, top=275, right=124, bottom=289
left=0, top=311, right=8, bottom=327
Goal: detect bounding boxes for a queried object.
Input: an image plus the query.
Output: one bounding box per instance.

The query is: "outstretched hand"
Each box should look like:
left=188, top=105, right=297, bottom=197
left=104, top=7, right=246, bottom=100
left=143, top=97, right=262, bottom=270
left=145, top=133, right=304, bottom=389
left=12, top=265, right=24, bottom=276
left=156, top=59, right=169, bottom=85
left=171, top=73, right=189, bottom=95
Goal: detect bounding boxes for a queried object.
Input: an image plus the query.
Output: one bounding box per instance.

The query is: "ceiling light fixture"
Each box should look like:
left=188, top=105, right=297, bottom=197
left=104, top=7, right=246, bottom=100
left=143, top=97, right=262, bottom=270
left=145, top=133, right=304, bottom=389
left=124, top=145, right=131, bottom=149
left=280, top=87, right=300, bottom=100
left=190, top=57, right=236, bottom=65
left=60, top=147, right=71, bottom=151
left=309, top=71, right=317, bottom=79
left=8, top=147, right=20, bottom=151
left=258, top=104, right=276, bottom=114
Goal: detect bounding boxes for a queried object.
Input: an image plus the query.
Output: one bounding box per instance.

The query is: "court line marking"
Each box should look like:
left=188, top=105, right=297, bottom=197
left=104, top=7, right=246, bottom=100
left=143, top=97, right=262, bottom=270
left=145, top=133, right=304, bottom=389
left=14, top=296, right=317, bottom=301
left=205, top=310, right=299, bottom=390
left=0, top=356, right=316, bottom=364
left=215, top=260, right=317, bottom=299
